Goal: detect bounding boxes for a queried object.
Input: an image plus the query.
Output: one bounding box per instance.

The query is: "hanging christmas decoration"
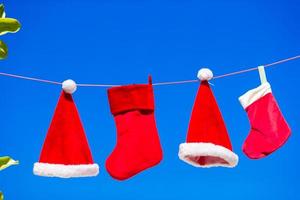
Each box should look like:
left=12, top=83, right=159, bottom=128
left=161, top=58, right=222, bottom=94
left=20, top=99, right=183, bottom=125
left=0, top=55, right=295, bottom=179
left=33, top=79, right=99, bottom=178
left=239, top=66, right=291, bottom=159
left=106, top=76, right=163, bottom=180
left=178, top=68, right=239, bottom=168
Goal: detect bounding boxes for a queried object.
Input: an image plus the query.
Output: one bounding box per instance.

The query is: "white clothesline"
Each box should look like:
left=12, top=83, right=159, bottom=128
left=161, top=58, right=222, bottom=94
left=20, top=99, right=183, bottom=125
left=0, top=55, right=299, bottom=87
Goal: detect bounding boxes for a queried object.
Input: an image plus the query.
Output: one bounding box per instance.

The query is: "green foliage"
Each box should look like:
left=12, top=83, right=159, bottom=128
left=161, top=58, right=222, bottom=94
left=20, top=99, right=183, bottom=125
left=0, top=156, right=18, bottom=200
left=0, top=18, right=21, bottom=36
left=0, top=40, right=7, bottom=59
left=0, top=4, right=20, bottom=198
left=0, top=4, right=5, bottom=18
left=0, top=156, right=19, bottom=171
left=0, top=4, right=21, bottom=59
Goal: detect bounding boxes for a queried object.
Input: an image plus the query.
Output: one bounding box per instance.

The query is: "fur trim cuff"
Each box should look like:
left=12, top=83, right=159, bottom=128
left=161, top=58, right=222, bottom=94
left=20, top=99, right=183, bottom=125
left=178, top=143, right=238, bottom=168
left=239, top=82, right=272, bottom=109
left=33, top=163, right=99, bottom=178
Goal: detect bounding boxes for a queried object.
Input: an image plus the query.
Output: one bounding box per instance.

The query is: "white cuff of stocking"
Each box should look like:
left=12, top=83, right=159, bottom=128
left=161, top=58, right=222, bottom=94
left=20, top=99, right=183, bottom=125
left=33, top=162, right=99, bottom=178
left=239, top=82, right=272, bottom=109
left=178, top=142, right=239, bottom=168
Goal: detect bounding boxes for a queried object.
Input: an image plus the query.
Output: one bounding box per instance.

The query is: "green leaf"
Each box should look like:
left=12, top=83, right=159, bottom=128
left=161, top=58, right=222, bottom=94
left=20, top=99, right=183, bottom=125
left=0, top=18, right=21, bottom=36
left=0, top=4, right=5, bottom=18
left=0, top=156, right=19, bottom=171
left=0, top=40, right=7, bottom=59
left=0, top=191, right=3, bottom=200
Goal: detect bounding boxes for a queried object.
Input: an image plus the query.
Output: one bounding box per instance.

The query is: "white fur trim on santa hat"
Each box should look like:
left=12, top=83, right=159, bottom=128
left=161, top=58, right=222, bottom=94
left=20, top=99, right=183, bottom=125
left=239, top=82, right=272, bottom=109
left=178, top=142, right=238, bottom=168
left=33, top=162, right=99, bottom=178
left=197, top=68, right=213, bottom=81
left=62, top=79, right=77, bottom=94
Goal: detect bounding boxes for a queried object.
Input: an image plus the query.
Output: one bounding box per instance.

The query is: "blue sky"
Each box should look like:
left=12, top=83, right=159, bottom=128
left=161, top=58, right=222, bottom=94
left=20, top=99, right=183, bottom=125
left=1, top=0, right=300, bottom=199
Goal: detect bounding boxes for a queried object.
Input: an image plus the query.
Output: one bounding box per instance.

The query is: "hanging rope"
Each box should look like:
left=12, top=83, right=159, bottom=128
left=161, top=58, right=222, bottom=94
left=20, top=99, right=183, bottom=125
left=0, top=55, right=299, bottom=87
left=0, top=72, right=62, bottom=85
left=154, top=55, right=300, bottom=85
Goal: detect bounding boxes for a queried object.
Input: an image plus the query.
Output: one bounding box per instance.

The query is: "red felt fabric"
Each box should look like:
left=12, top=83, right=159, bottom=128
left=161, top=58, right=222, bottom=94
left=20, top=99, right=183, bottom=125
left=39, top=91, right=94, bottom=165
left=187, top=81, right=233, bottom=150
left=106, top=83, right=163, bottom=180
left=108, top=84, right=154, bottom=115
left=243, top=93, right=291, bottom=159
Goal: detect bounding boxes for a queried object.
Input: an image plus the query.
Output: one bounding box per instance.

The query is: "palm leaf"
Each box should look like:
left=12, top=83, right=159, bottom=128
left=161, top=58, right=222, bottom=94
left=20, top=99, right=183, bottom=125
left=0, top=4, right=5, bottom=18
left=0, top=192, right=3, bottom=200
left=0, top=156, right=19, bottom=171
left=0, top=18, right=21, bottom=36
left=0, top=40, right=7, bottom=59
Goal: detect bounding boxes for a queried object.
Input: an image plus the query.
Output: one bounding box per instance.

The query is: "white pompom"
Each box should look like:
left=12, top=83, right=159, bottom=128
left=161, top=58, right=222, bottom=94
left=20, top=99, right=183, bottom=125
left=197, top=68, right=213, bottom=81
left=62, top=79, right=77, bottom=94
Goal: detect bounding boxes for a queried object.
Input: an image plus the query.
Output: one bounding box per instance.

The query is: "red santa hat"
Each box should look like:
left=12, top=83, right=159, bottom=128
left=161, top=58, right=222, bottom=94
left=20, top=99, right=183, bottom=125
left=178, top=69, right=238, bottom=168
left=33, top=79, right=99, bottom=178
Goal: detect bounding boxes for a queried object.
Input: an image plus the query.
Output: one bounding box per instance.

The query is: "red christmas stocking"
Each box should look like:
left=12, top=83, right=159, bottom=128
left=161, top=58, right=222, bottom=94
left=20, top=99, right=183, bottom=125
left=106, top=78, right=163, bottom=180
left=239, top=82, right=291, bottom=159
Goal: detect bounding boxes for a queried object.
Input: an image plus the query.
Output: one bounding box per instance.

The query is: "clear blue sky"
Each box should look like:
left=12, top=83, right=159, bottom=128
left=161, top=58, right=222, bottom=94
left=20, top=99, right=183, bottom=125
left=1, top=0, right=300, bottom=199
